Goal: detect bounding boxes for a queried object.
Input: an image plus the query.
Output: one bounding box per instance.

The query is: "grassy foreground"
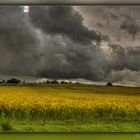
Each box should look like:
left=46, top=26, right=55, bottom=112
left=0, top=84, right=139, bottom=132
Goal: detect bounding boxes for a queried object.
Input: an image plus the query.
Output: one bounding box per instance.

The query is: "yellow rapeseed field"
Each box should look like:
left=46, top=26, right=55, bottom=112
left=0, top=85, right=139, bottom=121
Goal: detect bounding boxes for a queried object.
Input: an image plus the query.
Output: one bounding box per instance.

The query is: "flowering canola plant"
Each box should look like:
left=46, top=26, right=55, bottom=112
left=0, top=86, right=139, bottom=121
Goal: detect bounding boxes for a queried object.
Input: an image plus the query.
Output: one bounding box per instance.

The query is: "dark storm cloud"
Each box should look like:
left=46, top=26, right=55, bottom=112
left=33, top=32, right=106, bottom=81
left=0, top=6, right=40, bottom=76
left=120, top=16, right=140, bottom=39
left=0, top=6, right=106, bottom=80
left=28, top=6, right=101, bottom=45
left=37, top=35, right=140, bottom=82
left=0, top=6, right=139, bottom=86
left=28, top=6, right=110, bottom=80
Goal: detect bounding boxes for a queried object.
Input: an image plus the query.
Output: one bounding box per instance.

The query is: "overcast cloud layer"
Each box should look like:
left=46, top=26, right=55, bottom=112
left=0, top=6, right=139, bottom=86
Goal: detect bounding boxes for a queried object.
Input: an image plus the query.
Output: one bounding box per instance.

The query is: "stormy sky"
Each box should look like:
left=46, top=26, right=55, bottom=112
left=0, top=5, right=140, bottom=85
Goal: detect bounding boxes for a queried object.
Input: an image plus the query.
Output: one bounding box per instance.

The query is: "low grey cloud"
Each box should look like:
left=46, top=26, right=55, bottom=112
left=107, top=44, right=140, bottom=72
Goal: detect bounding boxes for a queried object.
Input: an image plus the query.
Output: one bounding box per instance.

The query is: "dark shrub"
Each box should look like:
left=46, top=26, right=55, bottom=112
left=51, top=80, right=59, bottom=84
left=7, top=78, right=21, bottom=84
left=106, top=82, right=113, bottom=86
left=46, top=80, right=51, bottom=84
left=61, top=81, right=65, bottom=84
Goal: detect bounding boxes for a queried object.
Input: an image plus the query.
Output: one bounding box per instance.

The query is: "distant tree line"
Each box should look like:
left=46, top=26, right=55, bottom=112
left=41, top=80, right=77, bottom=84
left=0, top=78, right=113, bottom=86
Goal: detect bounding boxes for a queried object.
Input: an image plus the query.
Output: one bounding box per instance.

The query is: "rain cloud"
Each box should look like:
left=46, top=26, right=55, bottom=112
left=0, top=6, right=139, bottom=86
